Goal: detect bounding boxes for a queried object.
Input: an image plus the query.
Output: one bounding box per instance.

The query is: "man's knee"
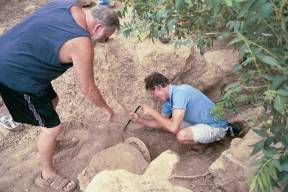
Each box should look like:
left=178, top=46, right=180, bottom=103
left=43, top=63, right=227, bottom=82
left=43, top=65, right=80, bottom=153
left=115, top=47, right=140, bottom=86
left=176, top=129, right=197, bottom=144
left=176, top=130, right=188, bottom=144
left=41, top=124, right=63, bottom=137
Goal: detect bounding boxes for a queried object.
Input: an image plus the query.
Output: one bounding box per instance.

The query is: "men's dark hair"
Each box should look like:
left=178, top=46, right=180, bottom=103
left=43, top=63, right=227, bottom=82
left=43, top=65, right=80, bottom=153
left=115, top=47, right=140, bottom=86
left=144, top=72, right=170, bottom=90
left=91, top=5, right=120, bottom=29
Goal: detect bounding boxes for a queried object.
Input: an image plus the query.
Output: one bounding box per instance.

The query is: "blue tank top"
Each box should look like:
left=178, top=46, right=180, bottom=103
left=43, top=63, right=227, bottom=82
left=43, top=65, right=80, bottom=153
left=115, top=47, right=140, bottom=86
left=0, top=0, right=89, bottom=94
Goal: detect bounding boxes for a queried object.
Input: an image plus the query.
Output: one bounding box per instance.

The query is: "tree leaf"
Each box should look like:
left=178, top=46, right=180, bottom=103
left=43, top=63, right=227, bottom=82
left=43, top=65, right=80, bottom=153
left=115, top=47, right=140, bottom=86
left=263, top=149, right=275, bottom=158
left=175, top=0, right=186, bottom=11
left=264, top=137, right=274, bottom=146
left=283, top=134, right=288, bottom=148
left=263, top=74, right=275, bottom=81
left=252, top=128, right=269, bottom=137
left=224, top=0, right=233, bottom=7
left=259, top=3, right=272, bottom=18
left=258, top=55, right=279, bottom=66
left=258, top=172, right=264, bottom=191
left=283, top=184, right=288, bottom=192
left=250, top=139, right=265, bottom=155
left=229, top=36, right=242, bottom=45
left=241, top=57, right=253, bottom=67
left=272, top=159, right=282, bottom=171
left=233, top=64, right=242, bottom=73
left=207, top=0, right=221, bottom=16
left=249, top=177, right=257, bottom=191
left=277, top=89, right=288, bottom=96
left=281, top=161, right=288, bottom=172
left=262, top=147, right=278, bottom=158
left=167, top=18, right=176, bottom=32
left=274, top=95, right=288, bottom=114
left=239, top=0, right=257, bottom=17
left=239, top=44, right=248, bottom=57
left=272, top=75, right=286, bottom=89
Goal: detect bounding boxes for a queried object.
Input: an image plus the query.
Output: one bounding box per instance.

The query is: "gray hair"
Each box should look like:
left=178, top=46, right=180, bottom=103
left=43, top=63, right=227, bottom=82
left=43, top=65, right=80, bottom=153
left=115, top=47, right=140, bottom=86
left=91, top=5, right=120, bottom=29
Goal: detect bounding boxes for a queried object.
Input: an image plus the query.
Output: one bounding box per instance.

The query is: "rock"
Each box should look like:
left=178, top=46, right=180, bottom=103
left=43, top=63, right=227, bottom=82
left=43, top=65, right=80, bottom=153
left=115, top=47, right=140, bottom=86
left=144, top=149, right=179, bottom=180
left=85, top=150, right=192, bottom=192
left=203, top=49, right=238, bottom=74
left=78, top=137, right=150, bottom=191
left=171, top=48, right=239, bottom=101
left=209, top=129, right=263, bottom=192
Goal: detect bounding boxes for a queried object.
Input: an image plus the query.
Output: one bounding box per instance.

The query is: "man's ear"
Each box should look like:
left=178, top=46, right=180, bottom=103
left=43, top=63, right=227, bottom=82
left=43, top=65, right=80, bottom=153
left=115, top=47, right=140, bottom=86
left=154, top=85, right=161, bottom=91
left=92, top=23, right=102, bottom=34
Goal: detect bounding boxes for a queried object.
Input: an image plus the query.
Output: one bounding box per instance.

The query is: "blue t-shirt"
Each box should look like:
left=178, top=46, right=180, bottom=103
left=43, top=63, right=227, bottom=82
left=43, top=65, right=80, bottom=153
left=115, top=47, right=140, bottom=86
left=0, top=0, right=89, bottom=94
left=161, top=84, right=227, bottom=128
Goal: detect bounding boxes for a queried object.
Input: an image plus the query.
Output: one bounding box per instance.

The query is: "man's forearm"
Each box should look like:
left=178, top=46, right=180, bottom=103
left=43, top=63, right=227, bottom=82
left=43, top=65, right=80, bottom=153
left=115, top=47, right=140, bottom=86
left=138, top=118, right=161, bottom=128
left=82, top=83, right=108, bottom=108
left=149, top=110, right=179, bottom=134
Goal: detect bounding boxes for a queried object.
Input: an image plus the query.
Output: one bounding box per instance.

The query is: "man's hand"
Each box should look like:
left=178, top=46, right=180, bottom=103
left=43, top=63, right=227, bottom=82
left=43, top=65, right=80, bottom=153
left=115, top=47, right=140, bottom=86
left=141, top=104, right=156, bottom=115
left=101, top=105, right=114, bottom=121
left=129, top=112, right=140, bottom=123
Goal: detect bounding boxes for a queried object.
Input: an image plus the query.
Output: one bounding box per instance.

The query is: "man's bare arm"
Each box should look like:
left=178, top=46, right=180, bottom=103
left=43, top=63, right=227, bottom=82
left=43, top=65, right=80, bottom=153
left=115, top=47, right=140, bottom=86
left=138, top=118, right=162, bottom=128
left=146, top=107, right=185, bottom=134
left=70, top=37, right=112, bottom=114
left=130, top=112, right=161, bottom=128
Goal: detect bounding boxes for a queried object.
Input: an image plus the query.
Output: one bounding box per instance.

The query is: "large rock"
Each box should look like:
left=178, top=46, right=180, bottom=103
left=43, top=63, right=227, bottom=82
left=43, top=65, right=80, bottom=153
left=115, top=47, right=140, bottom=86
left=85, top=150, right=192, bottom=192
left=209, top=129, right=262, bottom=192
left=78, top=137, right=150, bottom=191
left=168, top=48, right=239, bottom=101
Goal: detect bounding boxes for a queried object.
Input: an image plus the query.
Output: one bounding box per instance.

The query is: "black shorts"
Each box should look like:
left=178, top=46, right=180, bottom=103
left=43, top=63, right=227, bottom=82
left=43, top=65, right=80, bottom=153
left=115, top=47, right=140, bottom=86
left=0, top=83, right=61, bottom=128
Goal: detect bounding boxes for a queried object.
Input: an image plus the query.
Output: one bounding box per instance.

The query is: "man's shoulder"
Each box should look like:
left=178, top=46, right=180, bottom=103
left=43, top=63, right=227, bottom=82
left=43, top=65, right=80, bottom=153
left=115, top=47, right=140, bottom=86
left=58, top=36, right=92, bottom=63
left=174, top=84, right=194, bottom=89
left=173, top=84, right=194, bottom=94
left=63, top=37, right=92, bottom=52
left=172, top=84, right=205, bottom=102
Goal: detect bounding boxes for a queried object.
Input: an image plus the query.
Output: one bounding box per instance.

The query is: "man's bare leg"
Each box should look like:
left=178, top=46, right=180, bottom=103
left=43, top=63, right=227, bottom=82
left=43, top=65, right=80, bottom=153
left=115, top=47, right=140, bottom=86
left=176, top=128, right=207, bottom=152
left=38, top=124, right=63, bottom=179
left=37, top=124, right=76, bottom=191
left=52, top=96, right=59, bottom=110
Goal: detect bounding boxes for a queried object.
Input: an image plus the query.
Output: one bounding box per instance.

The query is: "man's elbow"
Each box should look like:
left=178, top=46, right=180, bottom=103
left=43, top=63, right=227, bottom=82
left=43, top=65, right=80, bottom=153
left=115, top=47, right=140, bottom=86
left=169, top=126, right=179, bottom=134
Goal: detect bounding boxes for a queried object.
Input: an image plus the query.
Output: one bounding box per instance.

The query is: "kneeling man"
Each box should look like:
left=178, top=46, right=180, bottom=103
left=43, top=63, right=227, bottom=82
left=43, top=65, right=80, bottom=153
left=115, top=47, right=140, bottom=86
left=130, top=72, right=228, bottom=148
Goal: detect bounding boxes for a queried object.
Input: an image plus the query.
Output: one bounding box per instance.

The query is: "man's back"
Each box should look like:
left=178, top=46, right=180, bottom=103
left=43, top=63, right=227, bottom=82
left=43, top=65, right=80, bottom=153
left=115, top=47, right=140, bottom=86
left=0, top=0, right=89, bottom=94
left=162, top=84, right=227, bottom=128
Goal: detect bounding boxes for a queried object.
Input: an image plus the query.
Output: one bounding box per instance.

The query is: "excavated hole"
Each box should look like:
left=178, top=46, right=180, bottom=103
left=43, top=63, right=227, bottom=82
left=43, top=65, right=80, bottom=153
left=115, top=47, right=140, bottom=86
left=122, top=121, right=246, bottom=161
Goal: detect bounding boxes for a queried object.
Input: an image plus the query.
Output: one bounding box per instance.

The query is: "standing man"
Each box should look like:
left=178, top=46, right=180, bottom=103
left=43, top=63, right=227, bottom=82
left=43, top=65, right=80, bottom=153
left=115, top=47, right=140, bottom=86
left=130, top=72, right=229, bottom=150
left=0, top=0, right=119, bottom=191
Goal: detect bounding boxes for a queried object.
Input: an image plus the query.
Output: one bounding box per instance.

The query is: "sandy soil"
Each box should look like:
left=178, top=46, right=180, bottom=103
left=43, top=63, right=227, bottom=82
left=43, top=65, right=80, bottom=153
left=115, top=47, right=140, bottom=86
left=0, top=1, right=231, bottom=192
